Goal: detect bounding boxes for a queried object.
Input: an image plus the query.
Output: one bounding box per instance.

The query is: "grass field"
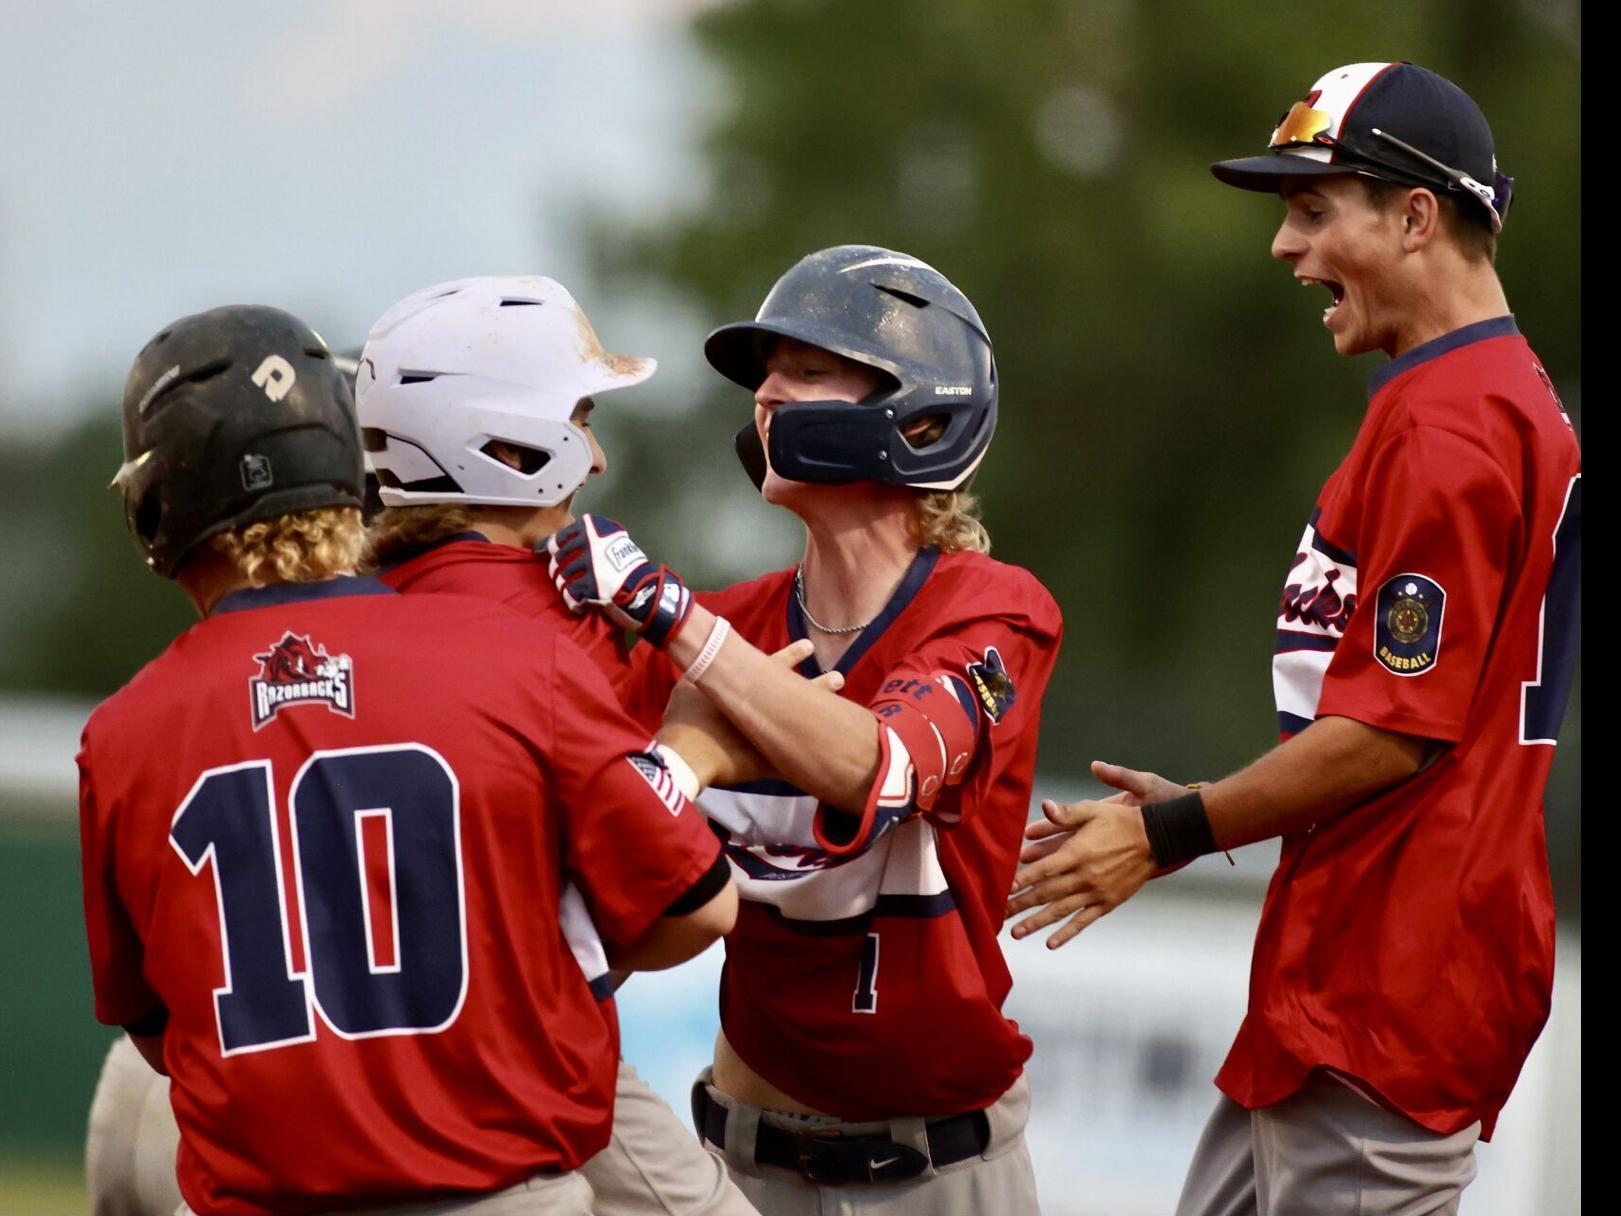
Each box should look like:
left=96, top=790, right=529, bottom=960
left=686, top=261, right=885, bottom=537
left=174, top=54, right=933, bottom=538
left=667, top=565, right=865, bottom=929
left=0, top=1151, right=84, bottom=1216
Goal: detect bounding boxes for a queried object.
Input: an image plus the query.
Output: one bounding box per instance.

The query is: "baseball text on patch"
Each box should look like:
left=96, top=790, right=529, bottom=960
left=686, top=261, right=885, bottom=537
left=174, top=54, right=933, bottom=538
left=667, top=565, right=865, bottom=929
left=1374, top=573, right=1445, bottom=676
left=249, top=631, right=356, bottom=729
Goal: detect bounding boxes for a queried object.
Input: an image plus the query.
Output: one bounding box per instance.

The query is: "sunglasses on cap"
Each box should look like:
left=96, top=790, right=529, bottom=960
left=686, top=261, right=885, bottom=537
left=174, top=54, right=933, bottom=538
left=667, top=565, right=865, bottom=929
left=1268, top=101, right=1513, bottom=232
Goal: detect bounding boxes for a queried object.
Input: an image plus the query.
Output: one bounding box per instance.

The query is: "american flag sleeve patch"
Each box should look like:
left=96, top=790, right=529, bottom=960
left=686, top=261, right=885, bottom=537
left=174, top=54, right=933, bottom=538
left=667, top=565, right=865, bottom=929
left=627, top=751, right=687, bottom=817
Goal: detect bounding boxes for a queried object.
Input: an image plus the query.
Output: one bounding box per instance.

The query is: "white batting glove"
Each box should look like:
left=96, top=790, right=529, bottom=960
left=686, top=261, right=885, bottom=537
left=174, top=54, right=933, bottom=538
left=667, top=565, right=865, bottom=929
left=545, top=514, right=694, bottom=649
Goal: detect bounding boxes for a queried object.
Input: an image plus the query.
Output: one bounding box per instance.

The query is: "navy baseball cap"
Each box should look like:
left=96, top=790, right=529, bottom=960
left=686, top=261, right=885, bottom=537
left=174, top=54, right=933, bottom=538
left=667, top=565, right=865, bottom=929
left=1212, top=62, right=1513, bottom=231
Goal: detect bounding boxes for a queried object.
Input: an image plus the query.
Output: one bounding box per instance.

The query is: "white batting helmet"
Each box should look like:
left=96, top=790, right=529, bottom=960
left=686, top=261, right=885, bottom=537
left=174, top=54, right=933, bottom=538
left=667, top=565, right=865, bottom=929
left=356, top=275, right=656, bottom=508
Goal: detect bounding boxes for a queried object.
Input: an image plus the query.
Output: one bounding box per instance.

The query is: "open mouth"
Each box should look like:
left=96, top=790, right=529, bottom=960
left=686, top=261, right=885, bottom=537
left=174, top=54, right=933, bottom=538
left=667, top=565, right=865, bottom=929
left=1300, top=275, right=1345, bottom=326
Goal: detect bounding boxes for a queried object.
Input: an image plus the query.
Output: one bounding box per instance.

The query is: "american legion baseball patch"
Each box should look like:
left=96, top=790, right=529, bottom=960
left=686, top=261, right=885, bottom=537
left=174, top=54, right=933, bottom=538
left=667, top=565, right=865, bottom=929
left=1374, top=573, right=1445, bottom=676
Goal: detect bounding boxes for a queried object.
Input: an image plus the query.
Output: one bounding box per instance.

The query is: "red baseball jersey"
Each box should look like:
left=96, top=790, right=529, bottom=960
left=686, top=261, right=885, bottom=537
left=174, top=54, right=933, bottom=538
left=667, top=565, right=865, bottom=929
left=624, top=547, right=1062, bottom=1117
left=79, top=577, right=722, bottom=1215
left=379, top=535, right=637, bottom=1001
left=1221, top=317, right=1581, bottom=1137
left=380, top=533, right=629, bottom=678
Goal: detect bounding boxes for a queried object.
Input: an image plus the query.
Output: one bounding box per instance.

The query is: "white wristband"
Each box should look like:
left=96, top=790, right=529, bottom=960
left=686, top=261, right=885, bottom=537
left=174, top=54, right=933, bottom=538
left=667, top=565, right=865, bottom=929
left=682, top=616, right=731, bottom=685
left=653, top=743, right=701, bottom=802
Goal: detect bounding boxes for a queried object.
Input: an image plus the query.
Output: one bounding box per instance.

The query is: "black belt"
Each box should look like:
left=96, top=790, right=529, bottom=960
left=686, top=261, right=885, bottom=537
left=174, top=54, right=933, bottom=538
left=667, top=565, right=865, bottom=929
left=692, top=1081, right=990, bottom=1185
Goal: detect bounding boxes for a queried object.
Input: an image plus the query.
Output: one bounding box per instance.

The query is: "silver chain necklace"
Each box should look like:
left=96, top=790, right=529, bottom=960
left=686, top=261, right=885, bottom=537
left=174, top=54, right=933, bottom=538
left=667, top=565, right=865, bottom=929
left=794, top=567, right=870, bottom=635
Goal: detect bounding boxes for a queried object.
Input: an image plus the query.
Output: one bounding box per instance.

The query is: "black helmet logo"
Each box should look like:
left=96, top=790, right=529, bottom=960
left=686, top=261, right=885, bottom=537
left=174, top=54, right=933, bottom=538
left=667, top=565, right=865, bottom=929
left=251, top=354, right=297, bottom=402
left=240, top=453, right=274, bottom=491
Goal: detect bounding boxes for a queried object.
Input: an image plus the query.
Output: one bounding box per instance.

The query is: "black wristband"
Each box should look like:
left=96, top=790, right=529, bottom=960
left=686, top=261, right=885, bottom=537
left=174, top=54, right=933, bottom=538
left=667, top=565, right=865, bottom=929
left=1139, top=791, right=1219, bottom=868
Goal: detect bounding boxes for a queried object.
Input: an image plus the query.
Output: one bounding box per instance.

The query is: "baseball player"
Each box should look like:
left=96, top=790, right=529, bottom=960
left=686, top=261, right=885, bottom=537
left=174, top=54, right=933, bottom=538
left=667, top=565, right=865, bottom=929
left=80, top=305, right=736, bottom=1215
left=357, top=273, right=816, bottom=1216
left=1005, top=62, right=1581, bottom=1214
left=81, top=280, right=792, bottom=1216
left=547, top=245, right=1063, bottom=1215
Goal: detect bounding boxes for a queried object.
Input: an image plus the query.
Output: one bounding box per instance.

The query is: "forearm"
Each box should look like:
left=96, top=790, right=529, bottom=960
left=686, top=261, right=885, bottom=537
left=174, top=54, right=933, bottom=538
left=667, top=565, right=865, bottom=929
left=670, top=607, right=880, bottom=811
left=1199, top=715, right=1429, bottom=850
left=652, top=723, right=725, bottom=791
left=609, top=878, right=738, bottom=971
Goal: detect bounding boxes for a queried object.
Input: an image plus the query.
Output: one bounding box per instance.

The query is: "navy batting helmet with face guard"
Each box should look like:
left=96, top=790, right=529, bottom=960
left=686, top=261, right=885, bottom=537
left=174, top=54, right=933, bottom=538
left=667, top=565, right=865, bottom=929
left=115, top=306, right=364, bottom=577
left=705, top=245, right=997, bottom=491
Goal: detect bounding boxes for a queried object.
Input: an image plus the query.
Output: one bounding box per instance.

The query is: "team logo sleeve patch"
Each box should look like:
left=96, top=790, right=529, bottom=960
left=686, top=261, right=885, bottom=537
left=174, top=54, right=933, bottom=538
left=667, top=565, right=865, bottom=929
left=1374, top=573, right=1446, bottom=676
left=965, top=646, right=1015, bottom=724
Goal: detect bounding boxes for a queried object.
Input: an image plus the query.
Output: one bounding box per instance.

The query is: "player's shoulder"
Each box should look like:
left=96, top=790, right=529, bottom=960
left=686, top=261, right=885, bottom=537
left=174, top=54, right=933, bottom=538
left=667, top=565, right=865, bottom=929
left=387, top=589, right=573, bottom=660
left=924, top=549, right=1062, bottom=636
left=384, top=539, right=550, bottom=599
left=1377, top=329, right=1568, bottom=444
left=94, top=588, right=561, bottom=727
left=83, top=627, right=198, bottom=752
left=696, top=566, right=796, bottom=619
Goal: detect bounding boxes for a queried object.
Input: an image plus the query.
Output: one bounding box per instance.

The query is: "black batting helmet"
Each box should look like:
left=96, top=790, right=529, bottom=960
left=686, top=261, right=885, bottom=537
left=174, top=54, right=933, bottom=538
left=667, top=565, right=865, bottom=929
left=115, top=305, right=364, bottom=577
left=705, top=245, right=996, bottom=491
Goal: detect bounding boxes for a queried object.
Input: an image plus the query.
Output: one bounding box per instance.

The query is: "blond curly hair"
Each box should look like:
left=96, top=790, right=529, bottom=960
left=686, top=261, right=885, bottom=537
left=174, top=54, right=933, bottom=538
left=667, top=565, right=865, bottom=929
left=209, top=507, right=365, bottom=587
left=914, top=489, right=990, bottom=554
left=362, top=505, right=487, bottom=571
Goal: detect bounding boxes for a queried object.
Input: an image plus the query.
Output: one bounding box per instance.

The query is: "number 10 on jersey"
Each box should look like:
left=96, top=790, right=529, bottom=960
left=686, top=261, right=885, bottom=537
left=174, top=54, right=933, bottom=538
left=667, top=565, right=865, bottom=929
left=169, top=744, right=468, bottom=1055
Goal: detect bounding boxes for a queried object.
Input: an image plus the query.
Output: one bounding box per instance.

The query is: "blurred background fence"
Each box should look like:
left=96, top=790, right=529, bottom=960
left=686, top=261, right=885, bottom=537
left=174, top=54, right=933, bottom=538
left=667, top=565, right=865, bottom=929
left=0, top=1, right=1578, bottom=1210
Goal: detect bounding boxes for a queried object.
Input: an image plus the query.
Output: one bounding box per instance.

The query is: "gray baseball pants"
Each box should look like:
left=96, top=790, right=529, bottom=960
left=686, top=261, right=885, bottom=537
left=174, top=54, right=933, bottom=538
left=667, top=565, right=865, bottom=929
left=1175, top=1072, right=1481, bottom=1216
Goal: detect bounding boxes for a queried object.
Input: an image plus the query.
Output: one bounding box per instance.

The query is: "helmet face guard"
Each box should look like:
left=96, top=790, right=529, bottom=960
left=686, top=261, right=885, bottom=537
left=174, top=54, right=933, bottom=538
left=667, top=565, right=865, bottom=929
left=732, top=403, right=897, bottom=490
left=707, top=246, right=996, bottom=493
left=733, top=395, right=990, bottom=490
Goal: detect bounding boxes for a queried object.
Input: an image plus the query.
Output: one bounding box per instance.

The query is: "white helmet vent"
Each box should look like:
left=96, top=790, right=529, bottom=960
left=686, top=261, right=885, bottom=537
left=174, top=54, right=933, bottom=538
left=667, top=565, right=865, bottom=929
left=357, top=274, right=655, bottom=508
left=479, top=439, right=552, bottom=476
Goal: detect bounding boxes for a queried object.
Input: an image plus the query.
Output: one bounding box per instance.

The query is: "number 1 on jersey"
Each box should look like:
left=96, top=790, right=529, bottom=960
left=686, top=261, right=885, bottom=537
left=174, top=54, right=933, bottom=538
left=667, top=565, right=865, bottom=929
left=852, top=931, right=880, bottom=1014
left=170, top=762, right=314, bottom=1054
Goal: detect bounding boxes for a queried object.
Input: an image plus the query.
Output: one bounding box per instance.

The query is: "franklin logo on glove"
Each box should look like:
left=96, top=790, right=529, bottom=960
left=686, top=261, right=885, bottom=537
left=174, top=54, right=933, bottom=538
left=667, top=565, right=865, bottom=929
left=605, top=535, right=645, bottom=573
left=547, top=513, right=695, bottom=649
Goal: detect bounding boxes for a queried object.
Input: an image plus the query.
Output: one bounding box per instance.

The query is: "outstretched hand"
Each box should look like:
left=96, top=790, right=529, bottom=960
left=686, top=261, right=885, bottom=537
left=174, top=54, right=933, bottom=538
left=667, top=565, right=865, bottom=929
left=1018, top=760, right=1188, bottom=861
left=1005, top=760, right=1180, bottom=949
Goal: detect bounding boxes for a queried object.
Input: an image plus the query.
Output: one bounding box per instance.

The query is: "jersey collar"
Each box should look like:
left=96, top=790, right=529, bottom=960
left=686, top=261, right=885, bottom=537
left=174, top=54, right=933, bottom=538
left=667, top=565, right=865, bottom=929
left=788, top=547, right=940, bottom=677
left=1368, top=314, right=1519, bottom=399
left=374, top=530, right=491, bottom=573
left=212, top=575, right=397, bottom=616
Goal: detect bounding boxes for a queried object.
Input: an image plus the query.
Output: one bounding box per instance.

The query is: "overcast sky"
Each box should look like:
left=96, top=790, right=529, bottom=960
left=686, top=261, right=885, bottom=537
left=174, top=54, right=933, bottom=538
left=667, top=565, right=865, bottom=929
left=0, top=0, right=722, bottom=441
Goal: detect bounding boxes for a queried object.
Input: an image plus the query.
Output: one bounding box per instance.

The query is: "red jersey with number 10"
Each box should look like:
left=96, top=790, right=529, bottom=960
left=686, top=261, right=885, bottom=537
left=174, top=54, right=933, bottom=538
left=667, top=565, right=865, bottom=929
left=1221, top=317, right=1581, bottom=1137
left=78, top=578, right=722, bottom=1215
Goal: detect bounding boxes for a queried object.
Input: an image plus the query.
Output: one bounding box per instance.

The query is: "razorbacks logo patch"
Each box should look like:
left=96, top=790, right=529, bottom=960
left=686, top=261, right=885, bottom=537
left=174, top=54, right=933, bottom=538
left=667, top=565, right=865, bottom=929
left=1374, top=574, right=1445, bottom=677
left=965, top=647, right=1015, bottom=725
left=249, top=632, right=355, bottom=730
